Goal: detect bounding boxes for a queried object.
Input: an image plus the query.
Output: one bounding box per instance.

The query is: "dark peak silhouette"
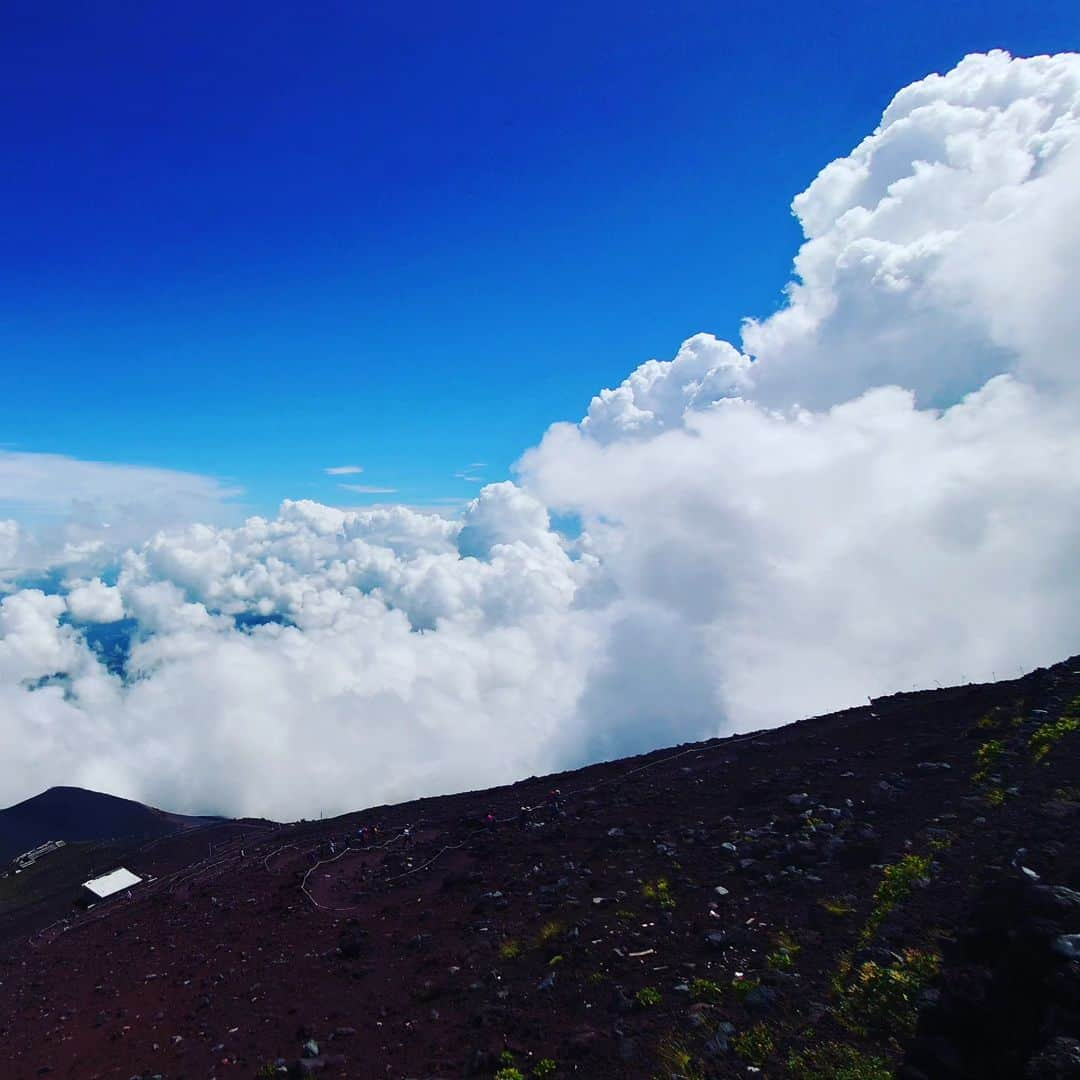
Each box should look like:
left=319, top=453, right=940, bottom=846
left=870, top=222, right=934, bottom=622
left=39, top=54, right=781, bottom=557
left=0, top=785, right=220, bottom=864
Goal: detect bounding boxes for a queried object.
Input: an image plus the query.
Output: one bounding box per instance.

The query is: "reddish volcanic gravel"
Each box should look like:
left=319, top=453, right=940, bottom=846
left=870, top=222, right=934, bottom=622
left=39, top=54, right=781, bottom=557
left=1, top=658, right=1079, bottom=1079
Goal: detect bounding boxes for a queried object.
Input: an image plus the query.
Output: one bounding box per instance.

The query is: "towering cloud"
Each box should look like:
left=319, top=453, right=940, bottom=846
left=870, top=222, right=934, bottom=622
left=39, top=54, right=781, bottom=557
left=1, top=51, right=1078, bottom=819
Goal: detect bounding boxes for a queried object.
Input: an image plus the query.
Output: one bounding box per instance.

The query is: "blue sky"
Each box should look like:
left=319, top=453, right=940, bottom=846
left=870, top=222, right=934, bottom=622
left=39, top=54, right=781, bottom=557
left=4, top=1, right=1077, bottom=514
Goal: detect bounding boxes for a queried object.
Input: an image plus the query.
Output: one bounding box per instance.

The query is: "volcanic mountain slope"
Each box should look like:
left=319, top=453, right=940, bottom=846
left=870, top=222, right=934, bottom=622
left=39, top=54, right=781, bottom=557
left=0, top=786, right=221, bottom=865
left=1, top=659, right=1079, bottom=1080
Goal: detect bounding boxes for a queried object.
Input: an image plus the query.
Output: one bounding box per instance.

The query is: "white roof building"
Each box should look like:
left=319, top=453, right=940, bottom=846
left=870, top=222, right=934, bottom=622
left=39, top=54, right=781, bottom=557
left=13, top=839, right=66, bottom=869
left=82, top=867, right=142, bottom=900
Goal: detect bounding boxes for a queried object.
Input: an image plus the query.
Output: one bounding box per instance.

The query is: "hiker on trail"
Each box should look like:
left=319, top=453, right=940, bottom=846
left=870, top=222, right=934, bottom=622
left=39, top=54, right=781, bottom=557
left=485, top=811, right=497, bottom=832
left=329, top=840, right=336, bottom=856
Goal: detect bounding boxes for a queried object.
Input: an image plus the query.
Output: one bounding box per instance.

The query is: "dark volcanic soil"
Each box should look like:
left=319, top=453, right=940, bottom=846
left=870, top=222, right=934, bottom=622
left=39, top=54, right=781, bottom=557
left=1, top=659, right=1079, bottom=1079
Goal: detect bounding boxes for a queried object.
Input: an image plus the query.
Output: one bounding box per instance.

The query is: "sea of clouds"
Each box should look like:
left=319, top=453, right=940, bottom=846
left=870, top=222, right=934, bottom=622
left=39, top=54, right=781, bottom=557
left=2, top=51, right=1079, bottom=818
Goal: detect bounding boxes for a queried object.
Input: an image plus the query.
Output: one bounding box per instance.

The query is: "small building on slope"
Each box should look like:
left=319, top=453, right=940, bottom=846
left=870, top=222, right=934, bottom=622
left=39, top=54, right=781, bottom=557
left=12, top=839, right=66, bottom=871
left=80, top=867, right=142, bottom=905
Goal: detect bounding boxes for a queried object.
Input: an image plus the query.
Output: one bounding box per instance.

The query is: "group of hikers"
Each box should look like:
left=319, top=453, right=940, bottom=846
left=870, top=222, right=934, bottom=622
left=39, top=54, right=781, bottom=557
left=305, top=786, right=569, bottom=867
left=490, top=787, right=567, bottom=832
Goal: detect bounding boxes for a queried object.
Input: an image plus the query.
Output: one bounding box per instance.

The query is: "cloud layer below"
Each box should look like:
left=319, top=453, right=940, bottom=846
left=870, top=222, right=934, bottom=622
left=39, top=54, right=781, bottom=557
left=2, top=51, right=1079, bottom=818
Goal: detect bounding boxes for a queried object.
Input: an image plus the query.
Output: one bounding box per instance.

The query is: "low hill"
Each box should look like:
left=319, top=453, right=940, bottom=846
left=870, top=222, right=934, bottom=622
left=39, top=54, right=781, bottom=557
left=0, top=785, right=220, bottom=865
left=0, top=658, right=1078, bottom=1079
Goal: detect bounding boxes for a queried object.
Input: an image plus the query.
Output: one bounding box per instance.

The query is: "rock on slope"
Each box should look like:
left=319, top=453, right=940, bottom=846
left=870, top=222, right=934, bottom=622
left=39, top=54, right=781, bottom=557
left=0, top=657, right=1078, bottom=1079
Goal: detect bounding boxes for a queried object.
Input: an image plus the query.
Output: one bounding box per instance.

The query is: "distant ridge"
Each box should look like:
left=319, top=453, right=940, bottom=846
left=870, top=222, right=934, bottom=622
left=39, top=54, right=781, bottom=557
left=0, top=786, right=220, bottom=864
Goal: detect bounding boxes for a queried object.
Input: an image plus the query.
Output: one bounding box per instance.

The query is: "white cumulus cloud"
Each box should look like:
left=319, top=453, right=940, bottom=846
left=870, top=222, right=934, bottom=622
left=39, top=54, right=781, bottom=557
left=65, top=579, right=126, bottom=624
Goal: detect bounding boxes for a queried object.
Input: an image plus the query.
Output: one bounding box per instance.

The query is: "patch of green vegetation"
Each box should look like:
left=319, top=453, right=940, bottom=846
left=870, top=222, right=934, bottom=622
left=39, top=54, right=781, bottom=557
left=499, top=1050, right=517, bottom=1067
left=635, top=986, right=663, bottom=1008
left=537, top=918, right=565, bottom=944
left=732, top=1023, right=775, bottom=1066
left=837, top=948, right=940, bottom=1037
left=689, top=976, right=723, bottom=1003
left=787, top=1041, right=892, bottom=1080
left=820, top=896, right=856, bottom=918
left=984, top=786, right=1006, bottom=807
left=973, top=738, right=1006, bottom=784
left=494, top=1069, right=524, bottom=1080
left=532, top=1060, right=557, bottom=1079
left=731, top=974, right=761, bottom=1001
left=614, top=907, right=636, bottom=921
left=1029, top=715, right=1079, bottom=764
left=975, top=705, right=1009, bottom=731
left=586, top=970, right=606, bottom=986
left=767, top=929, right=802, bottom=971
left=859, top=853, right=933, bottom=944
left=830, top=952, right=853, bottom=997
left=654, top=1034, right=704, bottom=1080
left=255, top=1065, right=281, bottom=1079
left=642, top=877, right=676, bottom=909
left=548, top=954, right=564, bottom=966
left=974, top=699, right=1026, bottom=734
left=499, top=938, right=522, bottom=961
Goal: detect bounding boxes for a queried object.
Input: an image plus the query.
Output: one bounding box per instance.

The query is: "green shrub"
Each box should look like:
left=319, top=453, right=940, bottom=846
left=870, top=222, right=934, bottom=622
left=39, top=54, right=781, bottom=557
left=642, top=877, right=676, bottom=909
left=732, top=1023, right=775, bottom=1066
left=532, top=1060, right=557, bottom=1078
left=767, top=929, right=801, bottom=971
left=1029, top=716, right=1079, bottom=763
left=499, top=939, right=522, bottom=961
left=787, top=1041, right=891, bottom=1080
left=690, top=976, right=723, bottom=1002
left=731, top=974, right=760, bottom=1001
left=494, top=1069, right=524, bottom=1080
left=973, top=738, right=1006, bottom=783
left=860, top=853, right=933, bottom=943
left=975, top=707, right=1006, bottom=731
left=655, top=1034, right=703, bottom=1080
left=820, top=897, right=856, bottom=918
left=838, top=947, right=940, bottom=1036
left=635, top=986, right=662, bottom=1007
left=537, top=919, right=564, bottom=944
